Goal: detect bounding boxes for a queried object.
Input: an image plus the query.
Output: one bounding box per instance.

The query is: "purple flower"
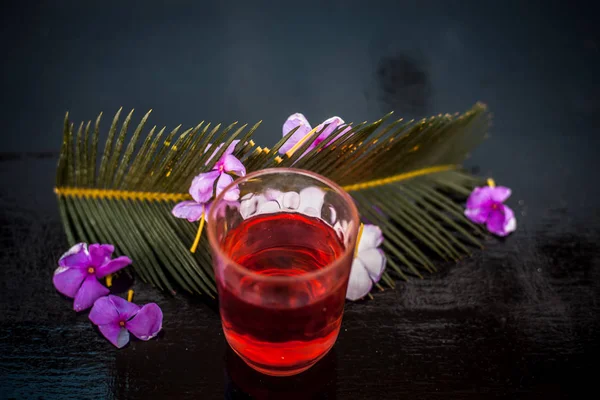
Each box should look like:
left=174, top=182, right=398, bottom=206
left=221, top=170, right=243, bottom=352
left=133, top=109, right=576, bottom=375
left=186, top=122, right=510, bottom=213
left=280, top=113, right=352, bottom=155
left=53, top=243, right=132, bottom=311
left=172, top=141, right=245, bottom=222
left=172, top=200, right=211, bottom=223
left=465, top=184, right=517, bottom=237
left=204, top=140, right=240, bottom=166
left=89, top=295, right=163, bottom=348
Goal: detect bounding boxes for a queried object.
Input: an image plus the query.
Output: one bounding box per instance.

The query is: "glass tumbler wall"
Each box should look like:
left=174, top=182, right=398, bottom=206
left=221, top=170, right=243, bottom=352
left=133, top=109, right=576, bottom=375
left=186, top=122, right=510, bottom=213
left=207, top=168, right=359, bottom=376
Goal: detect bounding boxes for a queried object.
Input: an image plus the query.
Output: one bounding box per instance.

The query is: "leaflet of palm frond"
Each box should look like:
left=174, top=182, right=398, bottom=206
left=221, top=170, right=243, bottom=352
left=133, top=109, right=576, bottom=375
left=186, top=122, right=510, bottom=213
left=55, top=103, right=490, bottom=296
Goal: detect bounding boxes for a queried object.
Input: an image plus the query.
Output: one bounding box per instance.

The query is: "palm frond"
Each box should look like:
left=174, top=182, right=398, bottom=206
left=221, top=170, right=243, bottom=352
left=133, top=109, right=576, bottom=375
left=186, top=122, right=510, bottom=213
left=55, top=104, right=491, bottom=296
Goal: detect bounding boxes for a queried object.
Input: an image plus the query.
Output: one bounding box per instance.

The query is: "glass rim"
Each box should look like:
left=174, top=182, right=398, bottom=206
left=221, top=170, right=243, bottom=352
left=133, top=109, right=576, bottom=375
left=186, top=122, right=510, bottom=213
left=206, top=167, right=360, bottom=283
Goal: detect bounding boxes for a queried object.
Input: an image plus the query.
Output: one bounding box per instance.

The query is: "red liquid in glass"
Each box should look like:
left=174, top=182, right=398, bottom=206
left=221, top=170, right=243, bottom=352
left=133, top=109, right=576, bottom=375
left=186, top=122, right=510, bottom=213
left=219, top=212, right=348, bottom=375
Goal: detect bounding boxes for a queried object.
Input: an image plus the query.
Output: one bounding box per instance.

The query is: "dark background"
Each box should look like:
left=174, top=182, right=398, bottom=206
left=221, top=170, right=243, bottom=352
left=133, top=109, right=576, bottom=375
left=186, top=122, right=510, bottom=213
left=1, top=1, right=599, bottom=398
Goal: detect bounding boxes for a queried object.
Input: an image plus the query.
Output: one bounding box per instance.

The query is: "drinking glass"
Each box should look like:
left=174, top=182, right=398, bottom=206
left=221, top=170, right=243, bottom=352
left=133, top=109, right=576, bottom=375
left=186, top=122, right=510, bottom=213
left=207, top=168, right=359, bottom=376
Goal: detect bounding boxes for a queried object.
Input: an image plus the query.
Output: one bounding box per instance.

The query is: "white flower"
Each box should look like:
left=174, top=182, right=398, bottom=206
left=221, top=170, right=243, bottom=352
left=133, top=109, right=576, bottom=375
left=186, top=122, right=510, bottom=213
left=239, top=186, right=326, bottom=219
left=346, top=224, right=386, bottom=301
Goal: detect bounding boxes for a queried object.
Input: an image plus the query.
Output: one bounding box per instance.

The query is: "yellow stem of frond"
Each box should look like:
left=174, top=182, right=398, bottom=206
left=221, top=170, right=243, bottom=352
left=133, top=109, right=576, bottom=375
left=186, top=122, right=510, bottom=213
left=54, top=187, right=190, bottom=202
left=53, top=165, right=458, bottom=202
left=341, top=164, right=458, bottom=192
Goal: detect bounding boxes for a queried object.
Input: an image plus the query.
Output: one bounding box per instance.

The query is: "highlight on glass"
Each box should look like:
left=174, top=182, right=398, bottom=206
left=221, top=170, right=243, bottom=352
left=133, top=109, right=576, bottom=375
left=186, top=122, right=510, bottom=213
left=207, top=168, right=359, bottom=376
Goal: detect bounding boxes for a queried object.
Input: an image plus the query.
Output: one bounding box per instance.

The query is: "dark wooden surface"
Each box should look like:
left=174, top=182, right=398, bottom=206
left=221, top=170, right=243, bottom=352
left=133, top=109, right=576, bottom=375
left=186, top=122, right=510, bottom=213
left=2, top=1, right=600, bottom=399
left=2, top=187, right=599, bottom=399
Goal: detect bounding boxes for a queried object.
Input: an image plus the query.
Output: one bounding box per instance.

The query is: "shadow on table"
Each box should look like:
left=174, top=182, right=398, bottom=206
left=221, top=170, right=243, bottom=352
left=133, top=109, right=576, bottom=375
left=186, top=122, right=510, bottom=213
left=224, top=346, right=337, bottom=399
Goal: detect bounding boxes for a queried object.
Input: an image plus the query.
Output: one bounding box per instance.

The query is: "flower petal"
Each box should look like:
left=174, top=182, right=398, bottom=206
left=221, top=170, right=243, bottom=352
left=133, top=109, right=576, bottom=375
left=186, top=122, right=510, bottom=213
left=257, top=200, right=281, bottom=215
left=329, top=125, right=352, bottom=146
left=189, top=170, right=220, bottom=203
left=89, top=295, right=119, bottom=325
left=346, top=259, right=372, bottom=301
left=109, top=295, right=141, bottom=321
left=73, top=275, right=110, bottom=312
left=204, top=140, right=241, bottom=165
left=126, top=303, right=163, bottom=341
left=298, top=186, right=325, bottom=217
left=98, top=323, right=130, bottom=348
left=96, top=256, right=132, bottom=278
left=490, top=186, right=512, bottom=203
left=280, top=113, right=312, bottom=154
left=486, top=209, right=505, bottom=236
left=281, top=191, right=300, bottom=210
left=486, top=205, right=517, bottom=237
left=357, top=224, right=384, bottom=253
left=239, top=195, right=259, bottom=219
left=58, top=243, right=90, bottom=268
left=503, top=205, right=517, bottom=234
left=88, top=244, right=115, bottom=268
left=53, top=266, right=87, bottom=298
left=314, top=116, right=346, bottom=146
left=224, top=140, right=240, bottom=156
left=216, top=173, right=240, bottom=201
left=465, top=207, right=490, bottom=224
left=222, top=154, right=246, bottom=176
left=466, top=186, right=493, bottom=210
left=202, top=202, right=213, bottom=224
left=172, top=201, right=206, bottom=222
left=358, top=248, right=386, bottom=283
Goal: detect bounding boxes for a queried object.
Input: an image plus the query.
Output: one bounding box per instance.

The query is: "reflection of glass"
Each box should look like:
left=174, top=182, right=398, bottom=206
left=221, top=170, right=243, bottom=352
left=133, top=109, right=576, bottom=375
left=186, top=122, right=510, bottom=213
left=208, top=168, right=359, bottom=376
left=224, top=345, right=338, bottom=399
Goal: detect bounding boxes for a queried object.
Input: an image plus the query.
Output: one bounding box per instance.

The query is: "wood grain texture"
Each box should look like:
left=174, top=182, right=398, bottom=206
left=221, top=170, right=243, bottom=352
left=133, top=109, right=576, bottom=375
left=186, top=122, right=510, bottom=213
left=1, top=162, right=599, bottom=399
left=1, top=1, right=600, bottom=397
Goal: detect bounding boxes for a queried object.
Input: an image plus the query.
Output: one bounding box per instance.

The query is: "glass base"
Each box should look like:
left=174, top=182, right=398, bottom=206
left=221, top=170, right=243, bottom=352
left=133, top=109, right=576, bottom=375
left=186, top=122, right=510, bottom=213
left=230, top=345, right=331, bottom=377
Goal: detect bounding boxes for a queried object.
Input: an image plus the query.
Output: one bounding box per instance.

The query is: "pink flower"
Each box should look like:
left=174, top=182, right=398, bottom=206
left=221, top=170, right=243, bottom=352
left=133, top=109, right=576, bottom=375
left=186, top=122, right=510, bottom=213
left=465, top=184, right=517, bottom=237
left=53, top=243, right=131, bottom=311
left=172, top=200, right=211, bottom=223
left=172, top=141, right=245, bottom=222
left=89, top=295, right=163, bottom=348
left=280, top=113, right=352, bottom=155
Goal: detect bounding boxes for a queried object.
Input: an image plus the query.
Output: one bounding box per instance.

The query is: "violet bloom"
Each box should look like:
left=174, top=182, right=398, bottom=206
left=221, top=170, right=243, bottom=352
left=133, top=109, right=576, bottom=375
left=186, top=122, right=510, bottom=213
left=204, top=140, right=240, bottom=166
left=172, top=141, right=245, bottom=222
left=53, top=243, right=132, bottom=311
left=172, top=200, right=211, bottom=223
left=89, top=295, right=163, bottom=348
left=192, top=141, right=245, bottom=203
left=346, top=225, right=386, bottom=301
left=465, top=184, right=517, bottom=237
left=280, top=113, right=352, bottom=155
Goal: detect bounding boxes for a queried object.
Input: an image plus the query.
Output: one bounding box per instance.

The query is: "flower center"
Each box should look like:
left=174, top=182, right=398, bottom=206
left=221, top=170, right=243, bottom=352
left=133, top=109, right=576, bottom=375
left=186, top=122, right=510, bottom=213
left=218, top=163, right=224, bottom=173
left=87, top=267, right=95, bottom=274
left=119, top=320, right=126, bottom=327
left=491, top=203, right=498, bottom=210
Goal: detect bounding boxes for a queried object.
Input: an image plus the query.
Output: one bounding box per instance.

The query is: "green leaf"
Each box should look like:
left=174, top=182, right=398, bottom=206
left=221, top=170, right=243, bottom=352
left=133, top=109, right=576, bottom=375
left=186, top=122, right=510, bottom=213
left=54, top=103, right=490, bottom=297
